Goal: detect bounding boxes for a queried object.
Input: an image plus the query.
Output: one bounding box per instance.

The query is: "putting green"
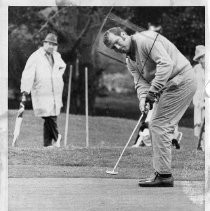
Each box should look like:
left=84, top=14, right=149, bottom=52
left=9, top=178, right=204, bottom=211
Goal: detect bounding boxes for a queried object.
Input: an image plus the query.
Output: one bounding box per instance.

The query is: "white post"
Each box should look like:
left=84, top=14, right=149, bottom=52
left=85, top=67, right=89, bottom=148
left=75, top=57, right=80, bottom=108
left=64, top=65, right=73, bottom=147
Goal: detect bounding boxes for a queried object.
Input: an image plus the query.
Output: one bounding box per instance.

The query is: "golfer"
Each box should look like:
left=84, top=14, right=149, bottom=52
left=20, top=33, right=66, bottom=148
left=103, top=27, right=197, bottom=187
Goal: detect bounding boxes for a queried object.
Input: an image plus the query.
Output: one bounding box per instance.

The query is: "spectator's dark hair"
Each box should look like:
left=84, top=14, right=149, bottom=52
left=103, top=27, right=126, bottom=48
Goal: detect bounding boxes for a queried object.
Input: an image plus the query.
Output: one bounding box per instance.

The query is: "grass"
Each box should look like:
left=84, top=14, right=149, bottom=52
left=95, top=93, right=194, bottom=128
left=8, top=110, right=204, bottom=180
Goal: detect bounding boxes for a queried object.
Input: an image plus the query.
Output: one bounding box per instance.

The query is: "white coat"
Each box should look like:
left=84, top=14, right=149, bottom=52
left=192, top=64, right=205, bottom=136
left=193, top=64, right=205, bottom=108
left=206, top=80, right=210, bottom=98
left=21, top=47, right=66, bottom=117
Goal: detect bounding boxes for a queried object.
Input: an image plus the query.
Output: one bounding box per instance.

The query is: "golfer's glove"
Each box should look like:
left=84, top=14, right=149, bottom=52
left=20, top=91, right=28, bottom=107
left=145, top=91, right=158, bottom=110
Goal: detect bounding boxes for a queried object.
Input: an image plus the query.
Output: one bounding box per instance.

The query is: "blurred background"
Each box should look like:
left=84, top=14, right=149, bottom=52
left=8, top=6, right=205, bottom=127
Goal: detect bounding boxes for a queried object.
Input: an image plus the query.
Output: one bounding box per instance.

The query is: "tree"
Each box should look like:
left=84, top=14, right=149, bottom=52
left=8, top=7, right=111, bottom=114
left=9, top=6, right=204, bottom=115
left=130, top=7, right=205, bottom=61
left=161, top=7, right=205, bottom=61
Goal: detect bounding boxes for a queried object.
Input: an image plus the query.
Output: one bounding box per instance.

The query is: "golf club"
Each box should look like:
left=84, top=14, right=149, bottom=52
left=106, top=112, right=147, bottom=175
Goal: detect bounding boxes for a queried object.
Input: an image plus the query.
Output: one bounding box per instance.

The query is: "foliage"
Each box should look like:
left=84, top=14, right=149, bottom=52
left=131, top=7, right=205, bottom=62
left=161, top=7, right=205, bottom=62
left=8, top=7, right=46, bottom=32
left=8, top=6, right=205, bottom=115
left=8, top=6, right=110, bottom=114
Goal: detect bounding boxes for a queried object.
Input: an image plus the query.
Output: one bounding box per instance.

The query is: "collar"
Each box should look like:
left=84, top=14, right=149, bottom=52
left=126, top=35, right=136, bottom=62
left=39, top=47, right=54, bottom=57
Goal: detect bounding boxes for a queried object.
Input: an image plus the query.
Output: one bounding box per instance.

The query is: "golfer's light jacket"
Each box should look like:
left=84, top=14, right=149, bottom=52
left=126, top=31, right=192, bottom=100
left=21, top=47, right=66, bottom=117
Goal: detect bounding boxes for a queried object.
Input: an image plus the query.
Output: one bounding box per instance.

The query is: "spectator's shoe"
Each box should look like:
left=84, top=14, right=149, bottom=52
left=172, top=139, right=180, bottom=149
left=138, top=172, right=174, bottom=187
left=172, top=132, right=182, bottom=149
left=197, top=146, right=203, bottom=151
left=131, top=144, right=139, bottom=148
left=197, top=144, right=204, bottom=151
left=53, top=134, right=61, bottom=148
left=139, top=141, right=146, bottom=147
left=132, top=141, right=145, bottom=148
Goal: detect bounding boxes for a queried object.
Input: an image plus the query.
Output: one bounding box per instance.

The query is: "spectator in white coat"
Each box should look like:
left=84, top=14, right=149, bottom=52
left=192, top=45, right=205, bottom=149
left=20, top=33, right=66, bottom=147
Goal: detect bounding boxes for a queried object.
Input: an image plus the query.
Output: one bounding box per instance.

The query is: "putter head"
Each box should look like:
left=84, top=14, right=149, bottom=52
left=106, top=169, right=118, bottom=175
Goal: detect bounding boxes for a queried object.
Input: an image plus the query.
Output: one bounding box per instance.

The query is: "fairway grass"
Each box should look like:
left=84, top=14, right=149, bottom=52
left=8, top=110, right=204, bottom=180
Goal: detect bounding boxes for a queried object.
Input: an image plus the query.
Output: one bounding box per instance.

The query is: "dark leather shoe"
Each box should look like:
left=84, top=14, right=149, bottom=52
left=138, top=172, right=174, bottom=187
left=172, top=139, right=180, bottom=149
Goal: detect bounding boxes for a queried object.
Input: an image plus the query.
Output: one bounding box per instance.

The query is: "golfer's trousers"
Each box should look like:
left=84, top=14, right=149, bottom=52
left=150, top=67, right=197, bottom=174
left=42, top=116, right=59, bottom=146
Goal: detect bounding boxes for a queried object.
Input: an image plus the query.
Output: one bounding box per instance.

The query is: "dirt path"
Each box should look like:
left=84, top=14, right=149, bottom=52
left=9, top=178, right=204, bottom=211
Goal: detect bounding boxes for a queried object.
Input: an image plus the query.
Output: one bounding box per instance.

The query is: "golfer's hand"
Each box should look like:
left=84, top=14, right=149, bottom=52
left=139, top=98, right=150, bottom=113
left=20, top=91, right=28, bottom=106
left=145, top=91, right=157, bottom=110
left=18, top=92, right=28, bottom=117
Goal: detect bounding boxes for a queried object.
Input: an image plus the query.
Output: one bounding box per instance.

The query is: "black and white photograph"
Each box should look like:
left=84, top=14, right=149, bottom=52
left=0, top=0, right=210, bottom=210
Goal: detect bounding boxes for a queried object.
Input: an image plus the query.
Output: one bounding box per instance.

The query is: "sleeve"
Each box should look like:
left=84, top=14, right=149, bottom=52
left=20, top=54, right=36, bottom=94
left=56, top=52, right=66, bottom=75
left=126, top=58, right=150, bottom=100
left=140, top=35, right=174, bottom=93
left=205, top=80, right=210, bottom=98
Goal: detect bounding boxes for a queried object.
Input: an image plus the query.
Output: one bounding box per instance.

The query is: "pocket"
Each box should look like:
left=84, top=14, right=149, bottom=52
left=165, top=74, right=182, bottom=91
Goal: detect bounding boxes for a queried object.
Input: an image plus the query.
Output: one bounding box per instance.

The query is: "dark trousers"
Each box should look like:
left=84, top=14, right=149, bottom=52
left=42, top=116, right=59, bottom=147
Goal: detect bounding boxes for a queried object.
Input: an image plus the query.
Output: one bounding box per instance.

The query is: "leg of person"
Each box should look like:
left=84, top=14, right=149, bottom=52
left=197, top=119, right=205, bottom=150
left=132, top=133, right=140, bottom=146
left=172, top=124, right=182, bottom=149
left=132, top=133, right=145, bottom=147
left=47, top=116, right=61, bottom=147
left=194, top=106, right=202, bottom=137
left=132, top=121, right=150, bottom=147
left=132, top=113, right=150, bottom=146
left=139, top=68, right=197, bottom=187
left=42, top=117, right=53, bottom=147
left=142, top=128, right=152, bottom=147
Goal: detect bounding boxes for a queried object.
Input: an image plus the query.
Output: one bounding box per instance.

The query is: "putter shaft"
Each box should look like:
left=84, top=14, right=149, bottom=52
left=110, top=113, right=146, bottom=172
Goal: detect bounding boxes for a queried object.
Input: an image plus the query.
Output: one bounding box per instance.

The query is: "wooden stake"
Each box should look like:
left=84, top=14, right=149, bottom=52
left=64, top=65, right=73, bottom=147
left=85, top=67, right=89, bottom=148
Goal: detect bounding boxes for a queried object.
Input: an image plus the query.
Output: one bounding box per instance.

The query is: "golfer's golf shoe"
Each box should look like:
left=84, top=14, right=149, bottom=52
left=138, top=172, right=174, bottom=187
